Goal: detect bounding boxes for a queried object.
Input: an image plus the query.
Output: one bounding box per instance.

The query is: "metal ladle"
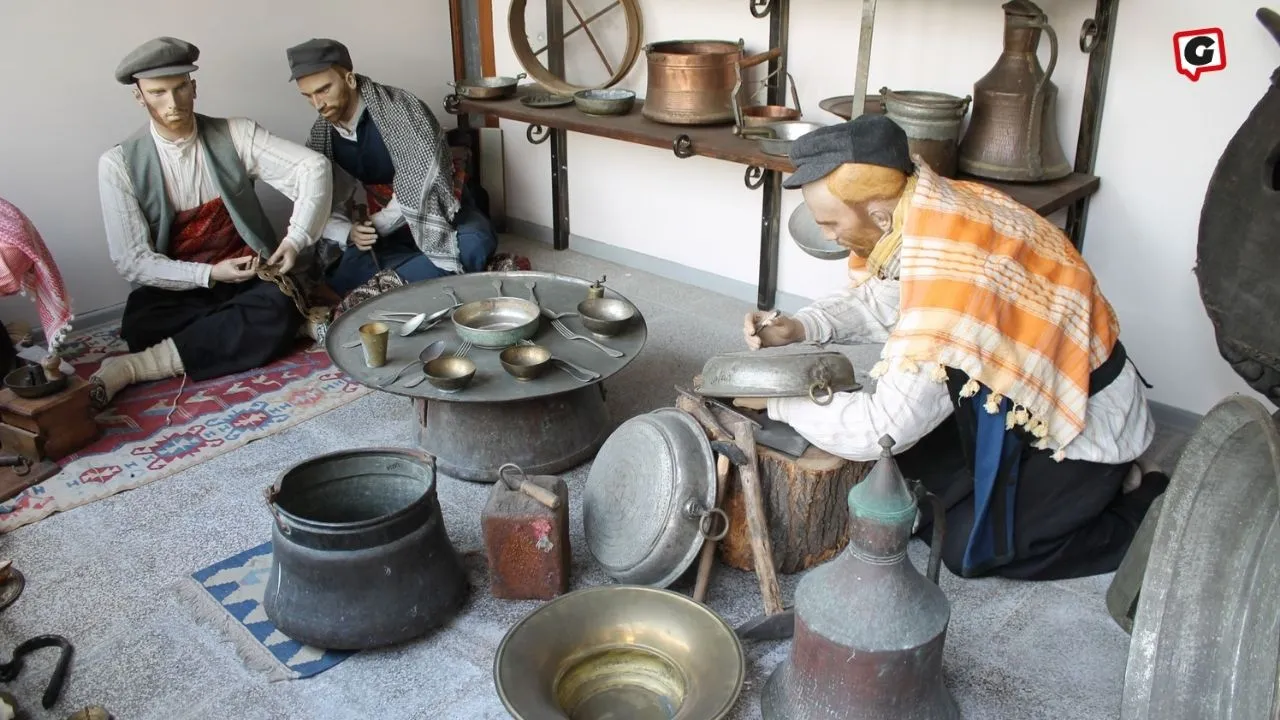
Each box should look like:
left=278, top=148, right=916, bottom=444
left=380, top=340, right=447, bottom=388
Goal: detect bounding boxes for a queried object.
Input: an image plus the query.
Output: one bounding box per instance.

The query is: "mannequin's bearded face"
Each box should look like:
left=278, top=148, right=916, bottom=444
left=802, top=182, right=890, bottom=257
left=296, top=68, right=358, bottom=125
left=134, top=75, right=196, bottom=137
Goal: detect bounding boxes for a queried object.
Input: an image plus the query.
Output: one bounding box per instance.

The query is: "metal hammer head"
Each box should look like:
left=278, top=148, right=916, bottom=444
left=709, top=440, right=749, bottom=466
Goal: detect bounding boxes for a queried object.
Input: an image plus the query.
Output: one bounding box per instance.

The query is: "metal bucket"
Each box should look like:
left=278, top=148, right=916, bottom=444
left=262, top=448, right=469, bottom=650
left=879, top=88, right=972, bottom=178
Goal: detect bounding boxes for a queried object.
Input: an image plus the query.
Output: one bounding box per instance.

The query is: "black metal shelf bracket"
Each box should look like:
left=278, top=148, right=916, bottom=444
left=750, top=0, right=776, bottom=19
left=526, top=124, right=551, bottom=145
left=672, top=135, right=694, bottom=159
left=1064, top=0, right=1119, bottom=251
left=444, top=94, right=462, bottom=115
left=745, top=166, right=766, bottom=190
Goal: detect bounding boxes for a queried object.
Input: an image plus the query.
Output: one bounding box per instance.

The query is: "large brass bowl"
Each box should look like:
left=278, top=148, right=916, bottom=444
left=494, top=585, right=745, bottom=719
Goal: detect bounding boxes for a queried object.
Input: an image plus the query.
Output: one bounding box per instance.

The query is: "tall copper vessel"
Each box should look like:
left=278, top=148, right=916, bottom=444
left=957, top=0, right=1072, bottom=182
left=761, top=435, right=959, bottom=720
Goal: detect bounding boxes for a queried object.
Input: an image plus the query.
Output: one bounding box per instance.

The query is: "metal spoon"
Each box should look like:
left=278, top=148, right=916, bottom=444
left=398, top=304, right=458, bottom=337
left=493, top=279, right=504, bottom=297
left=380, top=340, right=447, bottom=388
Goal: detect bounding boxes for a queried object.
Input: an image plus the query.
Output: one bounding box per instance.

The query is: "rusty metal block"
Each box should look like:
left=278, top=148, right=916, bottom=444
left=482, top=473, right=571, bottom=600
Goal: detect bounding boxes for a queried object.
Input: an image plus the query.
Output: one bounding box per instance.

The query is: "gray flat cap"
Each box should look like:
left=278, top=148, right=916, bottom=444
left=286, top=38, right=353, bottom=81
left=115, top=36, right=199, bottom=85
left=783, top=115, right=914, bottom=189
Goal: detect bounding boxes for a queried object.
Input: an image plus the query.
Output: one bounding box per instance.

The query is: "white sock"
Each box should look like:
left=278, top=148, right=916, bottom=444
left=90, top=338, right=185, bottom=408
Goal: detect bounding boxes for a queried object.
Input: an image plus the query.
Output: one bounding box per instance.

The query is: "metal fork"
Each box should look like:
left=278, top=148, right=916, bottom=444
left=454, top=341, right=473, bottom=358
left=442, top=286, right=461, bottom=306
left=552, top=319, right=624, bottom=358
left=526, top=281, right=578, bottom=319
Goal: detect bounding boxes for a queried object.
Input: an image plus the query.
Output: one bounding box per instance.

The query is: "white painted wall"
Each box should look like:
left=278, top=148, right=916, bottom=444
left=494, top=0, right=1271, bottom=414
left=0, top=0, right=456, bottom=327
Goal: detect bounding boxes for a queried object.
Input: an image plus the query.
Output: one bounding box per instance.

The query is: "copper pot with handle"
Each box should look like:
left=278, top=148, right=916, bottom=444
left=642, top=40, right=782, bottom=125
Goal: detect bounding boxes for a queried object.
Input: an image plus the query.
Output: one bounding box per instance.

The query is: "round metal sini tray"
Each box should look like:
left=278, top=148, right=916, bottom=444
left=326, top=271, right=648, bottom=403
left=1121, top=394, right=1280, bottom=719
left=521, top=91, right=574, bottom=108
left=583, top=408, right=717, bottom=588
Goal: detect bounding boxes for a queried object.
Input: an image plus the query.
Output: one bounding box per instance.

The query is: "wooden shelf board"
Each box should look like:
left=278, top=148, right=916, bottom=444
left=455, top=91, right=1100, bottom=217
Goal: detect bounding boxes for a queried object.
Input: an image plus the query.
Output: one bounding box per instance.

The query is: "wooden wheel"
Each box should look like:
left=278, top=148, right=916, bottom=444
left=509, top=0, right=643, bottom=96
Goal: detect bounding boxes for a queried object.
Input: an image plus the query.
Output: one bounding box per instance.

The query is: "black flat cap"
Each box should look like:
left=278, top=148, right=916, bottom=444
left=115, top=37, right=199, bottom=85
left=286, top=38, right=353, bottom=81
left=783, top=114, right=913, bottom=189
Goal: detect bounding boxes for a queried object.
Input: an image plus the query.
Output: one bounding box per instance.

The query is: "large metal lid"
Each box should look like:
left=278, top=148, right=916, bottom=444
left=1121, top=394, right=1280, bottom=719
left=583, top=408, right=717, bottom=588
left=1195, top=50, right=1280, bottom=407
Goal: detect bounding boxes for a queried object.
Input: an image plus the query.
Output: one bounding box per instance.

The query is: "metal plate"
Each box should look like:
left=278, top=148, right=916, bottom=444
left=1195, top=75, right=1280, bottom=407
left=1121, top=395, right=1280, bottom=719
left=521, top=92, right=574, bottom=108
left=695, top=345, right=862, bottom=399
left=326, top=271, right=647, bottom=403
left=816, top=94, right=885, bottom=120
left=583, top=408, right=716, bottom=588
left=788, top=203, right=850, bottom=261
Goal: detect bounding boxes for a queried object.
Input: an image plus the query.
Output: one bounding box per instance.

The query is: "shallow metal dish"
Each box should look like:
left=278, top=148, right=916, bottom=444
left=789, top=202, right=850, bottom=260
left=424, top=356, right=476, bottom=392
left=521, top=92, right=574, bottom=108
left=576, top=298, right=636, bottom=337
left=4, top=365, right=68, bottom=400
left=448, top=72, right=528, bottom=100
left=494, top=585, right=745, bottom=720
left=452, top=297, right=541, bottom=349
left=817, top=93, right=885, bottom=119
left=499, top=344, right=551, bottom=381
left=584, top=408, right=720, bottom=588
left=574, top=88, right=636, bottom=116
left=739, top=121, right=825, bottom=157
left=695, top=345, right=860, bottom=405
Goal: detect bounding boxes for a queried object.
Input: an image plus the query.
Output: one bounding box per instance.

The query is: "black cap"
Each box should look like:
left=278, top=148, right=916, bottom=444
left=782, top=115, right=913, bottom=190
left=286, top=38, right=353, bottom=81
left=115, top=37, right=200, bottom=85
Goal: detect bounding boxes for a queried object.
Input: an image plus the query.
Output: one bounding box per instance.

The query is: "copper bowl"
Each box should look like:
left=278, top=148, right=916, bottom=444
left=499, top=344, right=551, bottom=381
left=494, top=585, right=745, bottom=719
left=423, top=356, right=476, bottom=392
left=741, top=104, right=801, bottom=126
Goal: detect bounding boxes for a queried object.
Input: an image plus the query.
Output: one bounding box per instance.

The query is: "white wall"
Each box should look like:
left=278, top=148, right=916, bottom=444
left=492, top=0, right=1272, bottom=415
left=0, top=0, right=456, bottom=327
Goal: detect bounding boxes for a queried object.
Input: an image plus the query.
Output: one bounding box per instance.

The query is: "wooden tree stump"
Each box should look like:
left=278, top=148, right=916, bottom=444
left=674, top=389, right=872, bottom=575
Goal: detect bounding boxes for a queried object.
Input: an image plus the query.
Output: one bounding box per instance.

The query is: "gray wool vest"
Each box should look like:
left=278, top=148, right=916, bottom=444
left=119, top=114, right=279, bottom=257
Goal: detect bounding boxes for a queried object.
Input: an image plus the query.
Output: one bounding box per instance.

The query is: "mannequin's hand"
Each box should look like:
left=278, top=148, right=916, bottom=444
left=732, top=397, right=769, bottom=411
left=267, top=243, right=298, bottom=274
left=743, top=311, right=804, bottom=350
left=349, top=222, right=378, bottom=251
left=211, top=256, right=258, bottom=284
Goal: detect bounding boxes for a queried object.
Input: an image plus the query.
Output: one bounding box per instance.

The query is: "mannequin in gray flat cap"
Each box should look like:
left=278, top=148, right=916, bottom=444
left=92, top=36, right=335, bottom=409
left=285, top=38, right=498, bottom=298
left=733, top=114, right=1164, bottom=582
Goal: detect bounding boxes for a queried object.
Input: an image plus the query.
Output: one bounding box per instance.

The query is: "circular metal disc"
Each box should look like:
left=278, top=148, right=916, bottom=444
left=584, top=409, right=715, bottom=587
left=1121, top=395, right=1280, bottom=719
left=788, top=204, right=849, bottom=261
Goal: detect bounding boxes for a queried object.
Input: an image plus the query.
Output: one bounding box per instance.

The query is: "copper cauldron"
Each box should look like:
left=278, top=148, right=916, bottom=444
left=643, top=40, right=781, bottom=125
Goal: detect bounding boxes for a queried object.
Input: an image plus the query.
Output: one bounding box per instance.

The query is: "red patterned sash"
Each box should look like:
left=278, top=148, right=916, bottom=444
left=169, top=198, right=254, bottom=265
left=365, top=183, right=395, bottom=216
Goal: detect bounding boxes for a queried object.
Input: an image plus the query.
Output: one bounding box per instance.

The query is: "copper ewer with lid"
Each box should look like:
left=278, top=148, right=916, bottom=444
left=761, top=435, right=959, bottom=720
left=642, top=40, right=782, bottom=125
left=957, top=0, right=1072, bottom=182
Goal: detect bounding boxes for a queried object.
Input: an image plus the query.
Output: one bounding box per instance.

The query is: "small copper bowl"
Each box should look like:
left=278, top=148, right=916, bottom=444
left=500, top=344, right=551, bottom=381
left=424, top=356, right=476, bottom=392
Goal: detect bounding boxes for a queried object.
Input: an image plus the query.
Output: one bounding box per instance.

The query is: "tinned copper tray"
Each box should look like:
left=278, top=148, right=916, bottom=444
left=694, top=345, right=860, bottom=405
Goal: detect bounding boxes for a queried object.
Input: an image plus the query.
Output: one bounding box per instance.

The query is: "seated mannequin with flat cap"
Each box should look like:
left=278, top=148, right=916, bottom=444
left=735, top=115, right=1169, bottom=582
left=92, top=36, right=333, bottom=409
left=286, top=38, right=498, bottom=298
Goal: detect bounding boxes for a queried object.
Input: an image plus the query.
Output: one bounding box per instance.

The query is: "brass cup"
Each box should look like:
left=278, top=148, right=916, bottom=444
left=358, top=322, right=390, bottom=368
left=500, top=344, right=551, bottom=381
left=424, top=356, right=476, bottom=393
left=576, top=298, right=637, bottom=338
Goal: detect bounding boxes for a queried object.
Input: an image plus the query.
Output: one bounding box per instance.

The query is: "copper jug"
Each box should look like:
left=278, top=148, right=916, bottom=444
left=958, top=0, right=1072, bottom=182
left=761, top=435, right=959, bottom=720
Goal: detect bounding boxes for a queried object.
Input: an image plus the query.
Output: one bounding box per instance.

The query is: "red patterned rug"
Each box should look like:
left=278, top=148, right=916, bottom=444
left=0, top=324, right=371, bottom=533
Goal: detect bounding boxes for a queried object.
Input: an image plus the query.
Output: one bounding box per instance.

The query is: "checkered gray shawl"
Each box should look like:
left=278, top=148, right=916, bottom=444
left=307, top=75, right=461, bottom=269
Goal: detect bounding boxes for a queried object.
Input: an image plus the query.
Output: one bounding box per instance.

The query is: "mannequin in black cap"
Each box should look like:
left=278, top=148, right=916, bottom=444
left=285, top=38, right=498, bottom=297
left=734, top=115, right=1167, bottom=582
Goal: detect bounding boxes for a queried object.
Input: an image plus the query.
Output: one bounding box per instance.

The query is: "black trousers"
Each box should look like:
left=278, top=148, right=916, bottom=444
left=897, top=414, right=1166, bottom=582
left=120, top=278, right=303, bottom=382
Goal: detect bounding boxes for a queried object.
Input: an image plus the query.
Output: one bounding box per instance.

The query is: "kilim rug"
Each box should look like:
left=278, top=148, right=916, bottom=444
left=0, top=323, right=371, bottom=533
left=174, top=541, right=356, bottom=681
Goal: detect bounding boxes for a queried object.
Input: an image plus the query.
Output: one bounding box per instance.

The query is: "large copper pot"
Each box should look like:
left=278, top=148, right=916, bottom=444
left=643, top=40, right=780, bottom=125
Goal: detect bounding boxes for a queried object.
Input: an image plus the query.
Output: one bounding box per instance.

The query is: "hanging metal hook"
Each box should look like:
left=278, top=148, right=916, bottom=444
left=526, top=124, right=551, bottom=145
left=443, top=94, right=462, bottom=115
left=744, top=166, right=766, bottom=190
left=749, top=0, right=775, bottom=19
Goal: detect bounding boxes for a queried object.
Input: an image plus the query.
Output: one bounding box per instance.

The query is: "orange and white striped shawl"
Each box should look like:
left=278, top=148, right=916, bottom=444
left=867, top=164, right=1120, bottom=455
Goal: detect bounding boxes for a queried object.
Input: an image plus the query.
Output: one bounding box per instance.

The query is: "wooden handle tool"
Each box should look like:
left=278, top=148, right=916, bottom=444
left=731, top=418, right=784, bottom=615
left=693, top=454, right=732, bottom=603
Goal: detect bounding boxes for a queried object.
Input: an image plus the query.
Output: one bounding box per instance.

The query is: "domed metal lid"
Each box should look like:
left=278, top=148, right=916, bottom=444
left=848, top=435, right=917, bottom=528
left=583, top=408, right=718, bottom=588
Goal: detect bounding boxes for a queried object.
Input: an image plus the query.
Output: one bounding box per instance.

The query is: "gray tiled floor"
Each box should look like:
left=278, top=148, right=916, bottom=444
left=0, top=235, right=1184, bottom=719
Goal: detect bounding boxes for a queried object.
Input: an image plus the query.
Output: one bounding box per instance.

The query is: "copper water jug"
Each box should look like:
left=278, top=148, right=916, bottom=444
left=958, top=0, right=1072, bottom=182
left=761, top=435, right=959, bottom=720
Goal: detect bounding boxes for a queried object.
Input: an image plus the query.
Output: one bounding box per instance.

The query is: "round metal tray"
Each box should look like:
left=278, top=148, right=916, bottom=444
left=325, top=271, right=647, bottom=403
left=583, top=408, right=717, bottom=588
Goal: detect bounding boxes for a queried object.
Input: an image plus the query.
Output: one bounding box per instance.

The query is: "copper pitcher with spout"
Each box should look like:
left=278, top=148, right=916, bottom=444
left=958, top=0, right=1072, bottom=183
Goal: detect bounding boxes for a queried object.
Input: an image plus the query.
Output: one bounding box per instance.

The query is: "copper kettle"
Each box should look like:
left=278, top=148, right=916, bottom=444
left=958, top=0, right=1072, bottom=183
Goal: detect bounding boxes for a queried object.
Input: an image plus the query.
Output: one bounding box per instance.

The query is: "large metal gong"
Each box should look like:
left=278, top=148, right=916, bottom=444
left=1195, top=9, right=1280, bottom=407
left=1120, top=394, right=1280, bottom=719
